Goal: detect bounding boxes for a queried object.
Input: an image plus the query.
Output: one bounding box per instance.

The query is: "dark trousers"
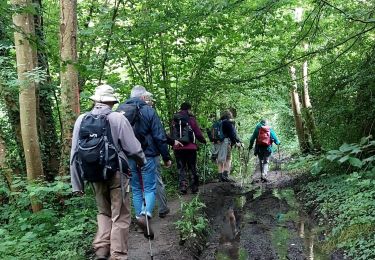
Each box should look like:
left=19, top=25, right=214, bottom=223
left=174, top=150, right=199, bottom=189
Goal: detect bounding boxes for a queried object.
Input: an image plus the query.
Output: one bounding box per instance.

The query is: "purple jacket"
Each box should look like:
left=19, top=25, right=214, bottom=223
left=173, top=110, right=206, bottom=150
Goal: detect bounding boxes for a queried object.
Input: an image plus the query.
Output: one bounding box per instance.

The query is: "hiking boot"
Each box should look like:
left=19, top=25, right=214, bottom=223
left=179, top=182, right=188, bottom=195
left=221, top=172, right=232, bottom=182
left=191, top=185, right=199, bottom=194
left=218, top=173, right=223, bottom=182
left=159, top=208, right=170, bottom=218
left=137, top=215, right=154, bottom=240
left=95, top=247, right=109, bottom=260
left=260, top=175, right=267, bottom=182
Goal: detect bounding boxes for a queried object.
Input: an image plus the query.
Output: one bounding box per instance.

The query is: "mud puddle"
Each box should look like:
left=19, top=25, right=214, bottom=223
left=200, top=181, right=329, bottom=260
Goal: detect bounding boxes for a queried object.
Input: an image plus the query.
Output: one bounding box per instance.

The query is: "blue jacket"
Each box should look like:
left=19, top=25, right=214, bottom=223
left=120, top=97, right=171, bottom=162
left=249, top=121, right=280, bottom=153
left=222, top=119, right=241, bottom=145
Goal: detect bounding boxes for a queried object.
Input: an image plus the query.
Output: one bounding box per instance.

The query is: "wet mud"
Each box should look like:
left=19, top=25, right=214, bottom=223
left=125, top=160, right=331, bottom=260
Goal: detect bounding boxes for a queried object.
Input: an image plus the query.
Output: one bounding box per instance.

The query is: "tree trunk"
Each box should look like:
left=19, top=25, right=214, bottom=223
left=12, top=0, right=44, bottom=212
left=302, top=44, right=321, bottom=151
left=34, top=0, right=61, bottom=180
left=0, top=25, right=26, bottom=173
left=0, top=132, right=13, bottom=192
left=290, top=66, right=309, bottom=153
left=59, top=0, right=79, bottom=176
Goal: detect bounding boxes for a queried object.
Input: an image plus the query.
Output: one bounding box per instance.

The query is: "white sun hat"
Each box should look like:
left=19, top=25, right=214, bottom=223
left=89, top=84, right=119, bottom=103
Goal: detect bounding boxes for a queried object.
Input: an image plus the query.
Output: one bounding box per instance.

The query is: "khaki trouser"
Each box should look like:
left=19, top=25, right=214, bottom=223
left=93, top=171, right=130, bottom=260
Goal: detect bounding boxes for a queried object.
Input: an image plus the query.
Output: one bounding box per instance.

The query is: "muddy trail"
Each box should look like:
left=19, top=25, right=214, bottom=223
left=127, top=165, right=330, bottom=260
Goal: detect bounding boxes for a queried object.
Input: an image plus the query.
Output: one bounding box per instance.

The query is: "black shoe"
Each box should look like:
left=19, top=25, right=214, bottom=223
left=159, top=208, right=170, bottom=218
left=221, top=172, right=231, bottom=182
left=261, top=177, right=267, bottom=182
left=191, top=186, right=199, bottom=194
left=218, top=173, right=223, bottom=182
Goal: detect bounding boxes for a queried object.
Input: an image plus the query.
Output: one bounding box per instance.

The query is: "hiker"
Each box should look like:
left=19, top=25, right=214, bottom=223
left=248, top=119, right=280, bottom=182
left=171, top=102, right=207, bottom=194
left=70, top=84, right=146, bottom=260
left=211, top=110, right=243, bottom=182
left=118, top=85, right=172, bottom=239
left=139, top=91, right=183, bottom=218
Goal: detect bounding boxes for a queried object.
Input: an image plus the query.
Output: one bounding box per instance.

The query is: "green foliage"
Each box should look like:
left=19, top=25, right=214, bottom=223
left=175, top=195, right=209, bottom=242
left=297, top=136, right=375, bottom=259
left=0, top=178, right=96, bottom=259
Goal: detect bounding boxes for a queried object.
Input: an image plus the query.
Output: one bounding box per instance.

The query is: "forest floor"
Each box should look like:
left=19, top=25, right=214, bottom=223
left=127, top=162, right=331, bottom=260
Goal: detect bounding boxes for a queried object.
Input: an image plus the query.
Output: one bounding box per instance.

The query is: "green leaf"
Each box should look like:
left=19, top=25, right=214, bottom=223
left=339, top=143, right=357, bottom=153
left=311, top=161, right=323, bottom=175
left=327, top=154, right=340, bottom=161
left=338, top=155, right=350, bottom=163
left=348, top=157, right=363, bottom=168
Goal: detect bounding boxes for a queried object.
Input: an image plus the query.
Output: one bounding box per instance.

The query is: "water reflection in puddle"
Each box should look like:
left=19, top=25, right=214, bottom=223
left=215, top=188, right=329, bottom=260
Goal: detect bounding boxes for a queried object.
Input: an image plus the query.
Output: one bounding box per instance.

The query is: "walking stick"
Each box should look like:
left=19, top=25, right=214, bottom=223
left=137, top=167, right=154, bottom=260
left=238, top=147, right=243, bottom=187
left=203, top=144, right=207, bottom=185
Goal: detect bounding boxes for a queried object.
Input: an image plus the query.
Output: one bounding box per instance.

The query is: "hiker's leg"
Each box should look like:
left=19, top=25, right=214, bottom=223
left=175, top=150, right=188, bottom=192
left=263, top=155, right=270, bottom=177
left=224, top=144, right=232, bottom=173
left=93, top=181, right=111, bottom=257
left=129, top=159, right=142, bottom=217
left=140, top=157, right=157, bottom=217
left=109, top=171, right=130, bottom=260
left=154, top=156, right=169, bottom=215
left=187, top=150, right=199, bottom=191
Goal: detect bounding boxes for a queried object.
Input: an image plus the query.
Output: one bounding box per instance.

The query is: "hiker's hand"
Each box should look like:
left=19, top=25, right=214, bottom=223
left=235, top=142, right=243, bottom=148
left=164, top=160, right=172, bottom=168
left=73, top=191, right=84, bottom=196
left=174, top=140, right=184, bottom=147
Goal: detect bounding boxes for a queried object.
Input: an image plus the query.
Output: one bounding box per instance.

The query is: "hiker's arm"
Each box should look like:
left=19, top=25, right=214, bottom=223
left=112, top=113, right=146, bottom=166
left=70, top=115, right=84, bottom=192
left=149, top=112, right=171, bottom=162
left=270, top=129, right=280, bottom=145
left=227, top=122, right=241, bottom=145
left=190, top=118, right=206, bottom=144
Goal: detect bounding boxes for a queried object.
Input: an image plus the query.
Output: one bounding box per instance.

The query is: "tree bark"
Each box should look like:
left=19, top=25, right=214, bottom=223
left=302, top=44, right=321, bottom=151
left=12, top=0, right=44, bottom=212
left=290, top=66, right=309, bottom=153
left=0, top=24, right=26, bottom=173
left=59, top=0, right=79, bottom=176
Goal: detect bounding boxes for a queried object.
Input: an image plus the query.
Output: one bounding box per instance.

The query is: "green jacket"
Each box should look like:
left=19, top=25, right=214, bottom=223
left=249, top=121, right=280, bottom=153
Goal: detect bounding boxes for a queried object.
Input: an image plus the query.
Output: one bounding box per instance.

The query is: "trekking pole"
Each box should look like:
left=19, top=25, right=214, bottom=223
left=203, top=144, right=207, bottom=185
left=278, top=144, right=281, bottom=176
left=137, top=167, right=154, bottom=260
left=238, top=147, right=243, bottom=187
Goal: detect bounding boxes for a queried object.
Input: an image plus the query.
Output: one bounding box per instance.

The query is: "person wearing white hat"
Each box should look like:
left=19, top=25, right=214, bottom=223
left=70, top=84, right=146, bottom=260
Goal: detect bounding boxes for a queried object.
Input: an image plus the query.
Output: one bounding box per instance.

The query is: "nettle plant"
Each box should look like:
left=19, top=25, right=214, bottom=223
left=175, top=195, right=209, bottom=243
left=311, top=135, right=375, bottom=175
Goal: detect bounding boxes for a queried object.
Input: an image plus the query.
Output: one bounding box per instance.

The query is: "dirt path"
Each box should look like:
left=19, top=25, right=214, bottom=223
left=128, top=193, right=195, bottom=260
left=127, top=161, right=329, bottom=260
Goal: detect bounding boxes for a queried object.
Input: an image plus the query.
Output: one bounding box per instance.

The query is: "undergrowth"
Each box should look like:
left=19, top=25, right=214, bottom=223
left=295, top=136, right=375, bottom=259
left=0, top=177, right=96, bottom=259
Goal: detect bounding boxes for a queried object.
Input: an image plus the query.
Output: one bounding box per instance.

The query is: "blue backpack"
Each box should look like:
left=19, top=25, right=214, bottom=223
left=208, top=120, right=225, bottom=142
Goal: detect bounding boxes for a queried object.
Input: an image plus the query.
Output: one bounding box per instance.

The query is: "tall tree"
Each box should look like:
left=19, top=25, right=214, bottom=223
left=59, top=0, right=79, bottom=175
left=290, top=66, right=309, bottom=153
left=33, top=0, right=60, bottom=180
left=301, top=43, right=321, bottom=151
left=12, top=0, right=44, bottom=212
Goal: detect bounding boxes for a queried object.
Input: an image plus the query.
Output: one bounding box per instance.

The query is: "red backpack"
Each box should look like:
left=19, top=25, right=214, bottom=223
left=257, top=125, right=271, bottom=146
